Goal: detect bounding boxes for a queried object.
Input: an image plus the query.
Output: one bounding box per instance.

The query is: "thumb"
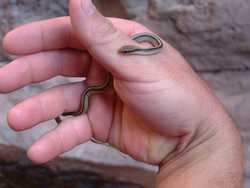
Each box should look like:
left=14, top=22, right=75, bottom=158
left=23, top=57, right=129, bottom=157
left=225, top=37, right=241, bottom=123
left=69, top=0, right=152, bottom=77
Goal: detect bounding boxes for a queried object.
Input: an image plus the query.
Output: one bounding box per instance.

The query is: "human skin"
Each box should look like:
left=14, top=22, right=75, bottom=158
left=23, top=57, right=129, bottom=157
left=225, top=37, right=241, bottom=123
left=1, top=0, right=244, bottom=187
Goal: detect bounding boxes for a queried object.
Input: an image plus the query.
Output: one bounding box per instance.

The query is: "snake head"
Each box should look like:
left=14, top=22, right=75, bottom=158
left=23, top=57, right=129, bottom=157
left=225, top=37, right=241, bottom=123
left=118, top=45, right=139, bottom=54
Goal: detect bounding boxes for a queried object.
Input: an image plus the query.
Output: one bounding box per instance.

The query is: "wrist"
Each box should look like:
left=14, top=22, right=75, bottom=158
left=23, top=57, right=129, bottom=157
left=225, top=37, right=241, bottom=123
left=157, top=108, right=244, bottom=188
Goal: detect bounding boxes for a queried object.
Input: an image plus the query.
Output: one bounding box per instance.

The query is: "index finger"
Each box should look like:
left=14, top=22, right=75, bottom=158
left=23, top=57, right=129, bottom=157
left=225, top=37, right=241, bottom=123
left=3, top=17, right=149, bottom=55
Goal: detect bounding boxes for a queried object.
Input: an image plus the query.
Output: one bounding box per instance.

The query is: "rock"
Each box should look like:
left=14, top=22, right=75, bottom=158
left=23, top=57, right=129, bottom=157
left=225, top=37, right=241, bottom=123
left=94, top=0, right=130, bottom=19
left=122, top=0, right=250, bottom=71
left=0, top=0, right=68, bottom=61
left=0, top=144, right=154, bottom=188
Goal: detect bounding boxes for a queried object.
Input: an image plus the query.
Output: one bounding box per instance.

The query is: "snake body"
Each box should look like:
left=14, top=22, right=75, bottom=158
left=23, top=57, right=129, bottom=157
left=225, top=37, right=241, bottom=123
left=55, top=33, right=163, bottom=143
left=119, top=33, right=163, bottom=55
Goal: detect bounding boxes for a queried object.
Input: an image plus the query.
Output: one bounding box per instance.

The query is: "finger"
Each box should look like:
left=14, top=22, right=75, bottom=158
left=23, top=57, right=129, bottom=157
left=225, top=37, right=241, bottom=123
left=28, top=115, right=92, bottom=164
left=3, top=17, right=147, bottom=55
left=3, top=17, right=81, bottom=55
left=84, top=61, right=114, bottom=142
left=8, top=82, right=84, bottom=131
left=0, top=50, right=90, bottom=93
left=69, top=0, right=163, bottom=78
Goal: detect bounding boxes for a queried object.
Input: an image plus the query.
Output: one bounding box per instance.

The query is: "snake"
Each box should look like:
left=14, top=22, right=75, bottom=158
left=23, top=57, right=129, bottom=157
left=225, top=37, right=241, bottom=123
left=55, top=32, right=163, bottom=144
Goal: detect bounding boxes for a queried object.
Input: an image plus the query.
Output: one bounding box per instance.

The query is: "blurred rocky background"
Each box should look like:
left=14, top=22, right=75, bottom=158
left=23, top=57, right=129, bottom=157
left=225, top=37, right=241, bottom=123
left=0, top=0, right=249, bottom=187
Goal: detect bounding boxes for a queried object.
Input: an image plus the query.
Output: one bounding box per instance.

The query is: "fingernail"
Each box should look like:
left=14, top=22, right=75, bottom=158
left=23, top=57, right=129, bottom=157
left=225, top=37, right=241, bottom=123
left=81, top=0, right=97, bottom=16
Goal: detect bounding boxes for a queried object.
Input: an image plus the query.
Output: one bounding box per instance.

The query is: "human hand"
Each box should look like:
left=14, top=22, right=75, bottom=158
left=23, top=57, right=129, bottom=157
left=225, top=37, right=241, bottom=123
left=1, top=0, right=243, bottom=187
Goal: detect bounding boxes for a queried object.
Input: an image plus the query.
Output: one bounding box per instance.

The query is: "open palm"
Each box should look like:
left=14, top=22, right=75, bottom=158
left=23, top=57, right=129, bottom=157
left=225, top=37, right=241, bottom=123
left=2, top=0, right=216, bottom=164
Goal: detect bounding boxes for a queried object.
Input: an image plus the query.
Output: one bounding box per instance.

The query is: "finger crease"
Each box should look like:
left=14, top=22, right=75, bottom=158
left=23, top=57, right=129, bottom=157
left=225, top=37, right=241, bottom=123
left=27, top=60, right=36, bottom=83
left=66, top=26, right=72, bottom=48
left=91, top=29, right=121, bottom=49
left=56, top=128, right=65, bottom=154
left=40, top=22, right=46, bottom=51
left=72, top=119, right=83, bottom=145
left=55, top=52, right=64, bottom=75
left=106, top=96, right=116, bottom=143
left=61, top=85, right=69, bottom=113
left=37, top=97, right=47, bottom=122
left=87, top=114, right=96, bottom=140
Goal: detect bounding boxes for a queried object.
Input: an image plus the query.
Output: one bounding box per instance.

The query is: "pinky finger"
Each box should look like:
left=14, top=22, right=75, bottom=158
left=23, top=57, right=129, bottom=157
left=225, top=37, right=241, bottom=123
left=27, top=115, right=92, bottom=164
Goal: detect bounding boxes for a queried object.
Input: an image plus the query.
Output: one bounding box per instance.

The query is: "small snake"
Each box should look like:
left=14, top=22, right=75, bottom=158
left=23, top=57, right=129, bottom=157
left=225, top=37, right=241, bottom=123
left=55, top=32, right=163, bottom=144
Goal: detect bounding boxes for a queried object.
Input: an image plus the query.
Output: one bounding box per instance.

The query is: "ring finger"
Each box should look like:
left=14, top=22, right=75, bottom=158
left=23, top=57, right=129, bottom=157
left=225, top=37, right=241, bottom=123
left=8, top=81, right=85, bottom=131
